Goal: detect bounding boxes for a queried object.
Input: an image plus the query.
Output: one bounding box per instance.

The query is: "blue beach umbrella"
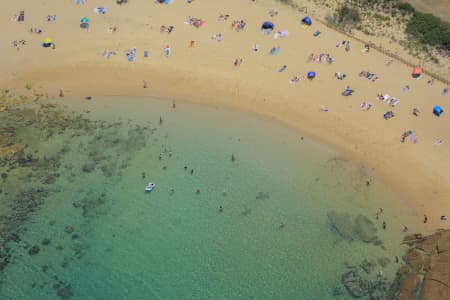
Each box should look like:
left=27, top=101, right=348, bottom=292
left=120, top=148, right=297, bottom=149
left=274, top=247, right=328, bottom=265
left=433, top=106, right=444, bottom=117
left=307, top=71, right=316, bottom=79
left=301, top=16, right=312, bottom=26
left=261, top=21, right=275, bottom=30
left=80, top=17, right=90, bottom=23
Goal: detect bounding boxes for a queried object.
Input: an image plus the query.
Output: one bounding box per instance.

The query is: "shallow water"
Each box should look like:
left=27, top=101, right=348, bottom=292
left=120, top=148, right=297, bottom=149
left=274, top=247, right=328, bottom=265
left=0, top=96, right=423, bottom=299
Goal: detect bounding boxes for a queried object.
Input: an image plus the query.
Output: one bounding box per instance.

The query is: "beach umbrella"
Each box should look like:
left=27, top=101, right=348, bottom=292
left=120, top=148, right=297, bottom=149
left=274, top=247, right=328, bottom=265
left=433, top=106, right=443, bottom=117
left=412, top=66, right=422, bottom=78
left=80, top=17, right=90, bottom=23
left=42, top=37, right=53, bottom=48
left=261, top=21, right=275, bottom=30
left=301, top=16, right=312, bottom=26
left=307, top=71, right=316, bottom=79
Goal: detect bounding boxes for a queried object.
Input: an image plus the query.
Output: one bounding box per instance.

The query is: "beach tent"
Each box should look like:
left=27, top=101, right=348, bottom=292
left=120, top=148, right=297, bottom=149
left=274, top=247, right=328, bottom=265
left=433, top=106, right=444, bottom=117
left=261, top=21, right=275, bottom=30
left=80, top=17, right=89, bottom=23
left=42, top=37, right=53, bottom=48
left=307, top=71, right=316, bottom=79
left=412, top=66, right=422, bottom=78
left=261, top=21, right=275, bottom=35
left=157, top=0, right=173, bottom=4
left=80, top=23, right=89, bottom=29
left=301, top=16, right=312, bottom=26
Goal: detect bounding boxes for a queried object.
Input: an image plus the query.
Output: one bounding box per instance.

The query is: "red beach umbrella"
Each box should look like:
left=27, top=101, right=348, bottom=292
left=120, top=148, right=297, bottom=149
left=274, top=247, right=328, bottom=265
left=412, top=66, right=422, bottom=78
left=412, top=66, right=422, bottom=75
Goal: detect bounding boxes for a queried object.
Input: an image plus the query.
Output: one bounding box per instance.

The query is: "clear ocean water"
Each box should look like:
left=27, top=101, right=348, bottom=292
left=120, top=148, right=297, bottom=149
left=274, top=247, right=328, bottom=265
left=0, top=96, right=422, bottom=299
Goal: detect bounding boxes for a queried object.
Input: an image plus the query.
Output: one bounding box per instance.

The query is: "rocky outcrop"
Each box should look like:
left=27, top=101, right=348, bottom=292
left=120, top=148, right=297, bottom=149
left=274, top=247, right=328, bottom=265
left=390, top=229, right=450, bottom=300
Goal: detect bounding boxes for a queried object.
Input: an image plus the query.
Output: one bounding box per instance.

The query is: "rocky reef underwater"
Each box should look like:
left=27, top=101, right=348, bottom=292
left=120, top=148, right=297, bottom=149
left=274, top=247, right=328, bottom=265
left=0, top=89, right=157, bottom=299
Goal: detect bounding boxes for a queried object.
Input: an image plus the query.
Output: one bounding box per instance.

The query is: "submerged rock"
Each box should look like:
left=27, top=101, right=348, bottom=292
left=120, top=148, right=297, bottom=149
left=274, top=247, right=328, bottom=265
left=54, top=282, right=73, bottom=300
left=327, top=211, right=381, bottom=245
left=342, top=270, right=365, bottom=298
left=28, top=245, right=40, bottom=255
left=354, top=214, right=379, bottom=244
left=41, top=238, right=51, bottom=246
left=327, top=211, right=355, bottom=241
left=64, top=225, right=74, bottom=234
left=81, top=163, right=95, bottom=173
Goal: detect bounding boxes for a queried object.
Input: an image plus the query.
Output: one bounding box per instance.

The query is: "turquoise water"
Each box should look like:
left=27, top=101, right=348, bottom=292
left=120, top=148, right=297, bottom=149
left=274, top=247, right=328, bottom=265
left=0, top=96, right=422, bottom=299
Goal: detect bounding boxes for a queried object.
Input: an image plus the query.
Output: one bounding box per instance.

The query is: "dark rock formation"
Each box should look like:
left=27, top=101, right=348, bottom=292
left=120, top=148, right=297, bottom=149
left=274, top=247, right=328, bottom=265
left=390, top=229, right=450, bottom=300
left=338, top=258, right=391, bottom=298
left=342, top=270, right=365, bottom=297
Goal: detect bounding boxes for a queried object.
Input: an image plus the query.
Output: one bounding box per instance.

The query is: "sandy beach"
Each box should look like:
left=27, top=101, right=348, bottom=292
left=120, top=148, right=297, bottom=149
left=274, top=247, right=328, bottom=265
left=1, top=0, right=449, bottom=230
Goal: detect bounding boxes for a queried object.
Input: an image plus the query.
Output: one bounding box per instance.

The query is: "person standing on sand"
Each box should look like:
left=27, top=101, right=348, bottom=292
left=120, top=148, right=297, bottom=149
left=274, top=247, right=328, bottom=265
left=59, top=89, right=64, bottom=97
left=143, top=80, right=148, bottom=88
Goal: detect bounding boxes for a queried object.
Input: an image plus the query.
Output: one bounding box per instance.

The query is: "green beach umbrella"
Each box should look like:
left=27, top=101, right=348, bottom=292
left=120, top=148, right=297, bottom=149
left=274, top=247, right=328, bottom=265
left=80, top=17, right=90, bottom=23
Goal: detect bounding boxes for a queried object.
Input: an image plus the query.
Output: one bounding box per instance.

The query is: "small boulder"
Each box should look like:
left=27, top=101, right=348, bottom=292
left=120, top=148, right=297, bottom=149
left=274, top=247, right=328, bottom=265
left=64, top=225, right=74, bottom=234
left=28, top=245, right=40, bottom=256
left=41, top=238, right=51, bottom=246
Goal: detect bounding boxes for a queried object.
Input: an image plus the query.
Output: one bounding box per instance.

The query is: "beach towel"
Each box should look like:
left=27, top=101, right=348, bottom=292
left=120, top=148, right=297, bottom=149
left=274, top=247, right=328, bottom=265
left=94, top=7, right=108, bottom=14
left=76, top=0, right=87, bottom=5
left=269, top=47, right=280, bottom=56
left=274, top=30, right=288, bottom=39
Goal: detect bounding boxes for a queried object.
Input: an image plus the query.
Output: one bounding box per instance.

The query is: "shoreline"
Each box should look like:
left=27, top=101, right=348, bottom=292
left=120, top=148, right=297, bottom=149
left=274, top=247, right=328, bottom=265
left=1, top=0, right=449, bottom=232
left=2, top=63, right=446, bottom=232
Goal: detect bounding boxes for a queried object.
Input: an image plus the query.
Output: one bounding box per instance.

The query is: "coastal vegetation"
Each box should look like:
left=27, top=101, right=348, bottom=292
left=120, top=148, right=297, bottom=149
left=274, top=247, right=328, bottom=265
left=405, top=12, right=450, bottom=51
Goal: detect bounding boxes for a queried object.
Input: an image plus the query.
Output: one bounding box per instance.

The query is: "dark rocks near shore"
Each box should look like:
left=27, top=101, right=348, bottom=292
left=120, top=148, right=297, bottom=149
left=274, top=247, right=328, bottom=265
left=337, top=258, right=391, bottom=299
left=388, top=229, right=450, bottom=300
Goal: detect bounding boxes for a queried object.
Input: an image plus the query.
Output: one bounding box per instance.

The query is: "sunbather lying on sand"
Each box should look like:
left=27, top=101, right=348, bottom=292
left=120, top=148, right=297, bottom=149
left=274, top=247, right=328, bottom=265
left=217, top=14, right=230, bottom=21
left=360, top=102, right=373, bottom=111
left=289, top=76, right=302, bottom=84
